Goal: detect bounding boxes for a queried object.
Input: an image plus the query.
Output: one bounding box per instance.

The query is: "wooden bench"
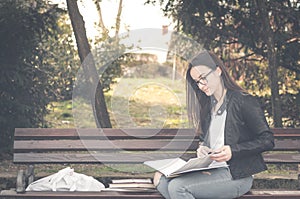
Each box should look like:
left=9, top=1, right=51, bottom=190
left=1, top=128, right=300, bottom=199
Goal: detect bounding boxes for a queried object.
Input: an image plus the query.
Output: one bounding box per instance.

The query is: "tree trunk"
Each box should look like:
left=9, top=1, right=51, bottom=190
left=66, top=0, right=112, bottom=128
left=255, top=0, right=282, bottom=127
left=93, top=0, right=109, bottom=39
left=115, top=0, right=123, bottom=37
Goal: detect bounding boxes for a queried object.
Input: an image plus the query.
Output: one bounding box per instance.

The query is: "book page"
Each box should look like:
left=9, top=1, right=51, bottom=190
left=174, top=156, right=212, bottom=173
left=169, top=161, right=227, bottom=177
left=144, top=158, right=187, bottom=176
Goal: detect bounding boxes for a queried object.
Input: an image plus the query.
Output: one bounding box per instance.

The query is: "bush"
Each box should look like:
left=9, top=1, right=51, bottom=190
left=0, top=1, right=63, bottom=152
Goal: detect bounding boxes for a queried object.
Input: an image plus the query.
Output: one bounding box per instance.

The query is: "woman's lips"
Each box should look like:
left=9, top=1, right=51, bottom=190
left=203, top=88, right=211, bottom=95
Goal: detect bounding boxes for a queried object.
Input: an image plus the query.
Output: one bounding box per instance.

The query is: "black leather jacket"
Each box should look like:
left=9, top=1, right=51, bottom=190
left=201, top=90, right=275, bottom=179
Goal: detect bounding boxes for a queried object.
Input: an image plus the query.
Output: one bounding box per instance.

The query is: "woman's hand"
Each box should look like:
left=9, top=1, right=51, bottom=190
left=197, top=145, right=213, bottom=158
left=153, top=172, right=162, bottom=187
left=210, top=145, right=232, bottom=162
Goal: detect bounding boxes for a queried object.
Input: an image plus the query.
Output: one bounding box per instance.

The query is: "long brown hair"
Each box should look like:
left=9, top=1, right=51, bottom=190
left=186, top=51, right=246, bottom=134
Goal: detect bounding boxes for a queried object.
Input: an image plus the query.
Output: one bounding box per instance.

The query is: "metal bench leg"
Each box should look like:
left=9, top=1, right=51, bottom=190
left=298, top=164, right=300, bottom=190
left=16, top=169, right=25, bottom=193
left=26, top=165, right=35, bottom=185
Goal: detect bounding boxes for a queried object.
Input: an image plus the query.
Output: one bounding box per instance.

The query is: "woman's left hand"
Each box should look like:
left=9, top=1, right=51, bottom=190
left=210, top=145, right=232, bottom=162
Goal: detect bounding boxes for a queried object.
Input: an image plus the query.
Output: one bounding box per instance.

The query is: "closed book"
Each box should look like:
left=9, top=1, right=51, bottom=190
left=111, top=178, right=152, bottom=184
left=109, top=183, right=155, bottom=189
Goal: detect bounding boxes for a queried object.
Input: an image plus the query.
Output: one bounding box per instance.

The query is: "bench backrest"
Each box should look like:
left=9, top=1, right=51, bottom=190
left=13, top=128, right=300, bottom=165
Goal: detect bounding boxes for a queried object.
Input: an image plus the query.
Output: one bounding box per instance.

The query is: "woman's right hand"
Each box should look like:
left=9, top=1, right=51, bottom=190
left=153, top=171, right=162, bottom=187
left=197, top=145, right=212, bottom=158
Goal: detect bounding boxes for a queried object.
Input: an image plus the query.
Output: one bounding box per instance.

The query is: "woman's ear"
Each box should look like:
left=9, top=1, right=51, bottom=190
left=216, top=66, right=222, bottom=76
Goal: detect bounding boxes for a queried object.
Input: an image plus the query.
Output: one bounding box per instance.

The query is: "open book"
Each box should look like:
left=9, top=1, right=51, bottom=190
left=144, top=156, right=227, bottom=178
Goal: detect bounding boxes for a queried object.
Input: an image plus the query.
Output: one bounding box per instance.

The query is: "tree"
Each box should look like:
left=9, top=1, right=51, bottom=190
left=0, top=0, right=65, bottom=152
left=42, top=13, right=80, bottom=101
left=66, top=0, right=112, bottom=128
left=253, top=0, right=281, bottom=127
left=92, top=0, right=126, bottom=92
left=148, top=0, right=299, bottom=127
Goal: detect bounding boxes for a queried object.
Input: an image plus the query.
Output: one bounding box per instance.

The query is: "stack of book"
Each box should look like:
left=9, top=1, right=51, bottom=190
left=105, top=178, right=155, bottom=192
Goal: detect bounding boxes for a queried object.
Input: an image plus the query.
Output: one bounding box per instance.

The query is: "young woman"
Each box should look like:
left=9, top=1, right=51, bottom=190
left=153, top=50, right=274, bottom=199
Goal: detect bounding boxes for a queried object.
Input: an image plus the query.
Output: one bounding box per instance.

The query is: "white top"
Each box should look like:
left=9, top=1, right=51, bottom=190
left=208, top=110, right=228, bottom=167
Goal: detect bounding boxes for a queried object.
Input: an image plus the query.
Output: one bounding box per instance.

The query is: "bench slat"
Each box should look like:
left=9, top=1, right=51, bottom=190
left=13, top=152, right=195, bottom=164
left=13, top=152, right=300, bottom=164
left=14, top=128, right=300, bottom=140
left=240, top=190, right=300, bottom=199
left=263, top=153, right=300, bottom=163
left=0, top=190, right=164, bottom=199
left=13, top=139, right=300, bottom=152
left=14, top=140, right=199, bottom=152
left=14, top=128, right=198, bottom=140
left=274, top=139, right=300, bottom=150
left=272, top=128, right=300, bottom=135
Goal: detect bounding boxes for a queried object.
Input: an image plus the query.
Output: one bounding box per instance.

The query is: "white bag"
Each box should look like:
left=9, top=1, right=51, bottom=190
left=26, top=167, right=105, bottom=192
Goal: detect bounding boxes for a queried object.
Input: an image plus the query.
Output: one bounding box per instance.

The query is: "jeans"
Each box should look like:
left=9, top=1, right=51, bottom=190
left=156, top=167, right=253, bottom=199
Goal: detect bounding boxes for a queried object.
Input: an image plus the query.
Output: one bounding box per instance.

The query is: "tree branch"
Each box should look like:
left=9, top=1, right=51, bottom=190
left=115, top=0, right=123, bottom=37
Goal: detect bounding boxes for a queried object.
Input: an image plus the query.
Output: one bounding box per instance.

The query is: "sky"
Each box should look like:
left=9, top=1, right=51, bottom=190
left=51, top=0, right=174, bottom=62
left=53, top=0, right=174, bottom=39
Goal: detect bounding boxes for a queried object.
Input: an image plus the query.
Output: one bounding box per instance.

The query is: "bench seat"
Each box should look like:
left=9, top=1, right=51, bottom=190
left=0, top=128, right=299, bottom=199
left=2, top=189, right=300, bottom=199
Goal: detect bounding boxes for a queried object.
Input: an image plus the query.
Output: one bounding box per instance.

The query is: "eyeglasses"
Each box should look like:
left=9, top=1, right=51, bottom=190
left=194, top=69, right=215, bottom=85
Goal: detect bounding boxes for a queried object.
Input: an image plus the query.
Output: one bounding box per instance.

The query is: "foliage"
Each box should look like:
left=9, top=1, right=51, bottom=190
left=152, top=0, right=299, bottom=72
left=0, top=0, right=77, bottom=152
left=146, top=0, right=300, bottom=127
left=42, top=14, right=80, bottom=100
left=90, top=0, right=136, bottom=93
left=93, top=38, right=126, bottom=92
left=44, top=101, right=74, bottom=128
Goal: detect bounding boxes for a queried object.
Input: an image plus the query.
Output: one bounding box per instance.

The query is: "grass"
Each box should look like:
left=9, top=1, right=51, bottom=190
left=46, top=77, right=189, bottom=129
left=45, top=101, right=74, bottom=128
